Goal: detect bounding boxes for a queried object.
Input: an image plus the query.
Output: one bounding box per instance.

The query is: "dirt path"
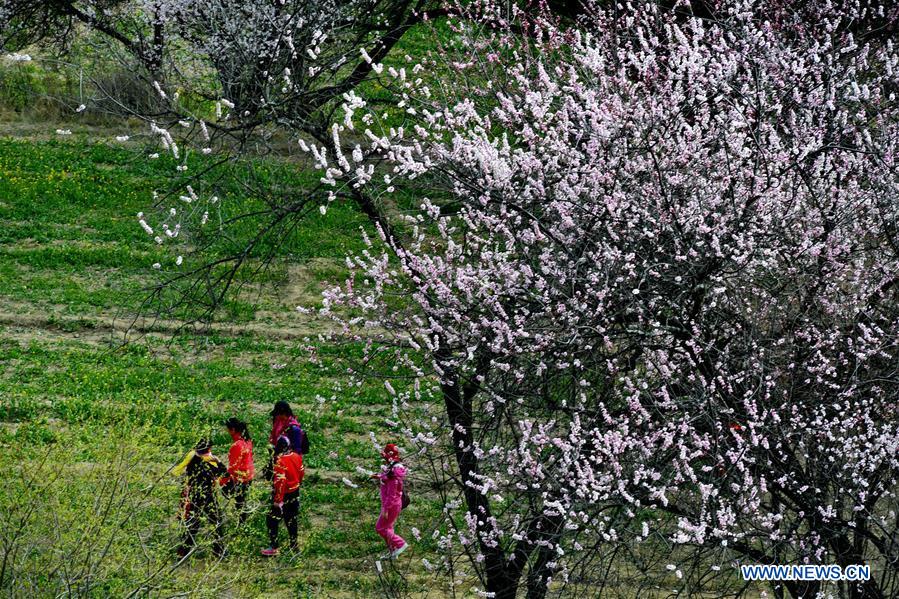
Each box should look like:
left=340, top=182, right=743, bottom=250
left=0, top=297, right=356, bottom=348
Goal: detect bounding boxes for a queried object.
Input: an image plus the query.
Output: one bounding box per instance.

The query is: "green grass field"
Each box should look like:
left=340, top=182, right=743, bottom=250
left=0, top=136, right=449, bottom=597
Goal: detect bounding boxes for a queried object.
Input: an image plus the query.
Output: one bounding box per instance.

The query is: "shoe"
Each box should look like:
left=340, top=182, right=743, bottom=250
left=390, top=543, right=408, bottom=559
left=260, top=547, right=279, bottom=557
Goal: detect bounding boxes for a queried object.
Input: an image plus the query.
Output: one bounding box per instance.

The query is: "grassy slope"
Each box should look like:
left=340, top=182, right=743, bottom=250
left=0, top=137, right=447, bottom=597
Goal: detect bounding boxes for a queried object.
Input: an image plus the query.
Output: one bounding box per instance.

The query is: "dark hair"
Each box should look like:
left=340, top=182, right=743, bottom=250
left=194, top=437, right=212, bottom=452
left=224, top=417, right=251, bottom=441
left=274, top=435, right=291, bottom=456
left=271, top=400, right=293, bottom=418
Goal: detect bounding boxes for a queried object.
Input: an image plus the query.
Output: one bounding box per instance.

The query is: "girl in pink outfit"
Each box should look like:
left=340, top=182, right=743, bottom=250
left=371, top=443, right=408, bottom=558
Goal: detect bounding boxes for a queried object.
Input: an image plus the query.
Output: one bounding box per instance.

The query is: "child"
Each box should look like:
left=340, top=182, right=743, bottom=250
left=173, top=438, right=227, bottom=557
left=219, top=417, right=255, bottom=524
left=265, top=400, right=309, bottom=480
left=370, top=443, right=408, bottom=558
left=261, top=436, right=304, bottom=556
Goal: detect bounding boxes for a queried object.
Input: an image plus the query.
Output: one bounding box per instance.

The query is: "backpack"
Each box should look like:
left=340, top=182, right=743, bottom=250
left=388, top=464, right=410, bottom=510
left=286, top=423, right=310, bottom=455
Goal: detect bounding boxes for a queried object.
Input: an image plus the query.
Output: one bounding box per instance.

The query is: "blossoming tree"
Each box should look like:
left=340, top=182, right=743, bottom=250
left=303, top=2, right=899, bottom=597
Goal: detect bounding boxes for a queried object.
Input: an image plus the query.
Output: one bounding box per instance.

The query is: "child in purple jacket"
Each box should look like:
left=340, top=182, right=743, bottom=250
left=371, top=443, right=408, bottom=558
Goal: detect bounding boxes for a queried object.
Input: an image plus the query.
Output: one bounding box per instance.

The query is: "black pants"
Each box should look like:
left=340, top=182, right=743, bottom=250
left=180, top=499, right=224, bottom=556
left=221, top=480, right=251, bottom=524
left=266, top=490, right=299, bottom=549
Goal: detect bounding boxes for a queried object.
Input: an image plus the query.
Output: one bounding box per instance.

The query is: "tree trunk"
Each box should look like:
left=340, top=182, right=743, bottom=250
left=439, top=358, right=524, bottom=599
left=525, top=543, right=556, bottom=599
left=784, top=580, right=821, bottom=598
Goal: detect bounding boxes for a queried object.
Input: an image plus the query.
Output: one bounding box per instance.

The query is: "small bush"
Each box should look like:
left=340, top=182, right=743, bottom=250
left=90, top=69, right=164, bottom=116
left=0, top=62, right=62, bottom=113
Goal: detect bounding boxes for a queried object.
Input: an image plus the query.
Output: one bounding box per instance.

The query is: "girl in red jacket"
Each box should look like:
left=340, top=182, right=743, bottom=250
left=261, top=436, right=304, bottom=556
left=219, top=417, right=255, bottom=524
